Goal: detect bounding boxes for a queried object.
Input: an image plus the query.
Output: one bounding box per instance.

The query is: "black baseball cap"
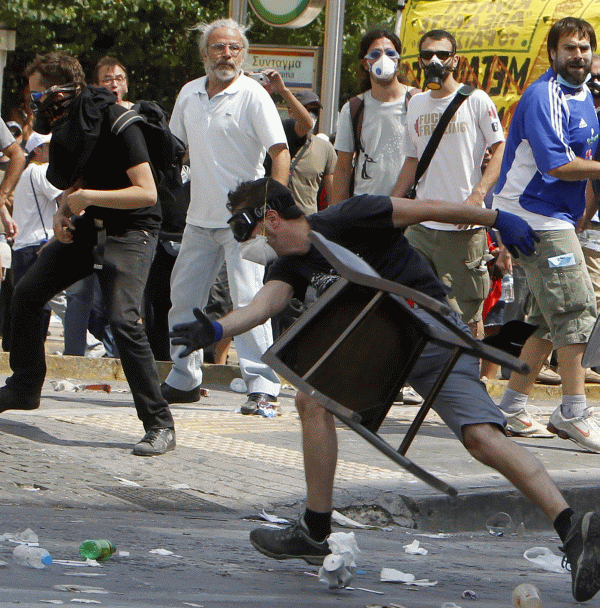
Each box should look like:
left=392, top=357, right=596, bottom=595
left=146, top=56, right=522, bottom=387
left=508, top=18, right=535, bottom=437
left=294, top=90, right=322, bottom=108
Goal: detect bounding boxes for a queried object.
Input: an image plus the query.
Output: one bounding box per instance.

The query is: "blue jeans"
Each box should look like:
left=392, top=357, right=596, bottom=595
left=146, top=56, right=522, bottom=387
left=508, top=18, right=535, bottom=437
left=6, top=228, right=173, bottom=431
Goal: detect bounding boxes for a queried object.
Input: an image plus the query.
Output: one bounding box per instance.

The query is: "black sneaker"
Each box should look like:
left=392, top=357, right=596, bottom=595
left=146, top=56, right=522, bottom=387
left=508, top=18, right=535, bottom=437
left=561, top=511, right=600, bottom=602
left=249, top=518, right=331, bottom=565
left=133, top=428, right=176, bottom=456
left=0, top=386, right=40, bottom=414
left=241, top=392, right=278, bottom=415
left=160, top=382, right=201, bottom=404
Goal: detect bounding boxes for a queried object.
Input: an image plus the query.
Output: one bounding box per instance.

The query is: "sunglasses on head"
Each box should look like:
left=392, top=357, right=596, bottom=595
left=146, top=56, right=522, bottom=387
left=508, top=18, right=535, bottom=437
left=419, top=50, right=453, bottom=61
left=227, top=205, right=271, bottom=242
left=364, top=48, right=400, bottom=61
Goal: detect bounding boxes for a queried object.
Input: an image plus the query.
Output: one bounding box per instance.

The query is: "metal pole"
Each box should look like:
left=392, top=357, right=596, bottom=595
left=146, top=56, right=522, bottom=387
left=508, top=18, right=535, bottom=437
left=229, top=0, right=248, bottom=25
left=320, top=0, right=346, bottom=136
left=394, top=0, right=407, bottom=37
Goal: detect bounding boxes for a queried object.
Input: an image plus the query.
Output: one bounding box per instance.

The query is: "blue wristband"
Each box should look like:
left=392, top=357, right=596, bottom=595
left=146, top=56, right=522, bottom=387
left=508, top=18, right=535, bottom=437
left=212, top=321, right=223, bottom=343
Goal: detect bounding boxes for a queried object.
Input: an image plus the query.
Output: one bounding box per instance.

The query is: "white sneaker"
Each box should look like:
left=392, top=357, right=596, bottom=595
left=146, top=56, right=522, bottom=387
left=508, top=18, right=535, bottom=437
left=504, top=408, right=555, bottom=437
left=547, top=407, right=600, bottom=453
left=395, top=386, right=424, bottom=405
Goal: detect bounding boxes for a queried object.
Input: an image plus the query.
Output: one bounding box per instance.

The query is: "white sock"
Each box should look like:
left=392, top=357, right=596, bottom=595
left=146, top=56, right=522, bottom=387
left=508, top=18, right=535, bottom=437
left=498, top=388, right=529, bottom=414
left=561, top=394, right=587, bottom=419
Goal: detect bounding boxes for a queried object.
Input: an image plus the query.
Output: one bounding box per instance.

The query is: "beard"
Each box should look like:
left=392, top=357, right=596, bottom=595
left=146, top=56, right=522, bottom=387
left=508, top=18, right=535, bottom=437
left=555, top=56, right=591, bottom=86
left=205, top=58, right=239, bottom=83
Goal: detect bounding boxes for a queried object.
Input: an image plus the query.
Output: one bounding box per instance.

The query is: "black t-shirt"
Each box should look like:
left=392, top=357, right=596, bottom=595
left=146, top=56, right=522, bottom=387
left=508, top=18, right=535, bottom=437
left=80, top=112, right=162, bottom=234
left=265, top=195, right=449, bottom=302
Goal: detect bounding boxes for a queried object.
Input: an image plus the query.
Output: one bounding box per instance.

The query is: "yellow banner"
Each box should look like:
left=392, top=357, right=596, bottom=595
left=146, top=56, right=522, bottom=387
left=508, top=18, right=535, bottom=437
left=400, top=0, right=600, bottom=128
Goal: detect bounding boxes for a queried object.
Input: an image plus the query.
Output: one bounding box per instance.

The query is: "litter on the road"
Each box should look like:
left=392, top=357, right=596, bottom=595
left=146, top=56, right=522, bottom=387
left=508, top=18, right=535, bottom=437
left=523, top=546, right=567, bottom=574
left=53, top=584, right=108, bottom=594
left=304, top=572, right=384, bottom=595
left=0, top=527, right=39, bottom=544
left=461, top=589, right=477, bottom=599
left=318, top=553, right=354, bottom=589
left=512, top=582, right=542, bottom=607
left=260, top=510, right=290, bottom=524
left=51, top=380, right=111, bottom=393
left=403, top=539, right=428, bottom=555
left=380, top=568, right=415, bottom=583
left=53, top=559, right=102, bottom=568
left=327, top=531, right=360, bottom=568
left=114, top=477, right=140, bottom=486
left=332, top=510, right=371, bottom=529
left=485, top=511, right=512, bottom=536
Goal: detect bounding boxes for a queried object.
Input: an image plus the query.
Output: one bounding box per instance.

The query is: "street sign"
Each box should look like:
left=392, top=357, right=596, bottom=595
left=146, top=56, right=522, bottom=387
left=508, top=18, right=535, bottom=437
left=245, top=45, right=322, bottom=91
left=248, top=0, right=325, bottom=28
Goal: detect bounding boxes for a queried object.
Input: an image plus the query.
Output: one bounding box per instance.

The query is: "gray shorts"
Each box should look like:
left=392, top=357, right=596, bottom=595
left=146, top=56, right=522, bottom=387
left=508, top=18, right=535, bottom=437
left=407, top=307, right=506, bottom=441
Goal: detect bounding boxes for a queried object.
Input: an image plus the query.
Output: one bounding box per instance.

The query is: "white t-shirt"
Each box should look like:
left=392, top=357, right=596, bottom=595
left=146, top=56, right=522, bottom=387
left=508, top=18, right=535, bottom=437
left=12, top=162, right=62, bottom=251
left=335, top=88, right=414, bottom=196
left=170, top=74, right=287, bottom=228
left=401, top=88, right=504, bottom=230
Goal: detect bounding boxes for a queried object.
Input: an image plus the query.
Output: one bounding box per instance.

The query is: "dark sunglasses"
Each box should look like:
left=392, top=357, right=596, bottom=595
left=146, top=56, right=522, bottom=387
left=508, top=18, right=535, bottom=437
left=227, top=205, right=270, bottom=242
left=419, top=50, right=453, bottom=61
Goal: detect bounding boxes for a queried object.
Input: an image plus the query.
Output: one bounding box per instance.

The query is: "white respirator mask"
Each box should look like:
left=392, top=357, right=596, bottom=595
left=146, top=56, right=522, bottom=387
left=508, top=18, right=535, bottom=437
left=240, top=234, right=278, bottom=266
left=370, top=55, right=398, bottom=81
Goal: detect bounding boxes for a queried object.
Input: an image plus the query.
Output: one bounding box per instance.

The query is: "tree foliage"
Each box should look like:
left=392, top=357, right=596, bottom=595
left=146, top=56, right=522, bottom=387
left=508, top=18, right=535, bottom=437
left=1, top=0, right=397, bottom=116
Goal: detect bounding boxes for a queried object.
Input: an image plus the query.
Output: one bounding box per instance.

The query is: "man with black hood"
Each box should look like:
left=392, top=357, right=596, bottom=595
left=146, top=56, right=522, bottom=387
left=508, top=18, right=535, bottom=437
left=0, top=52, right=175, bottom=457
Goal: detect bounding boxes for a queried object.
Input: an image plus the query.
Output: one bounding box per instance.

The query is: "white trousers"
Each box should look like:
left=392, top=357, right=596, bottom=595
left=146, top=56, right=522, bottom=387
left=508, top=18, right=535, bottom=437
left=166, top=224, right=280, bottom=396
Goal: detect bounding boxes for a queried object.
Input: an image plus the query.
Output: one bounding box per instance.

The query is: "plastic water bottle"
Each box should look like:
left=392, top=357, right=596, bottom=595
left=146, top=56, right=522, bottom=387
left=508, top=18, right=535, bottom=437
left=13, top=544, right=52, bottom=568
left=512, top=583, right=542, bottom=607
left=79, top=539, right=116, bottom=561
left=502, top=273, right=515, bottom=303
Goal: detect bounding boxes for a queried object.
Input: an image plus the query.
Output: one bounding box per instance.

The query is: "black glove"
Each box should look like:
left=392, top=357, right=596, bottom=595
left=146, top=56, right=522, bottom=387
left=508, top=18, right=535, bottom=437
left=170, top=308, right=220, bottom=358
left=493, top=210, right=540, bottom=258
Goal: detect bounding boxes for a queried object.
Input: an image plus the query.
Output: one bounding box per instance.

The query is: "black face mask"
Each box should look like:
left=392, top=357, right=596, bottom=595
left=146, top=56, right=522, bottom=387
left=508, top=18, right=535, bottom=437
left=423, top=61, right=447, bottom=91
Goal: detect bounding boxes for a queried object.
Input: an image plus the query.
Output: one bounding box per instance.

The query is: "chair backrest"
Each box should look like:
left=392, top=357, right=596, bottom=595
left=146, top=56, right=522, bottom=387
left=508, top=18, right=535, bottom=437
left=263, top=278, right=429, bottom=432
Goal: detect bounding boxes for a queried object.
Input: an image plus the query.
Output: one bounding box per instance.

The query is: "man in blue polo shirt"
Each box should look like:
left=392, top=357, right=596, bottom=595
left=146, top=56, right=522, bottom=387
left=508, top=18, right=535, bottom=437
left=494, top=17, right=600, bottom=451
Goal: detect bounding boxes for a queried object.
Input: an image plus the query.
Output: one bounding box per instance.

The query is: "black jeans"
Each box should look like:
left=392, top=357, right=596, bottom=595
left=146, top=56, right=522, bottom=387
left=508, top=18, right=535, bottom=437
left=6, top=228, right=173, bottom=432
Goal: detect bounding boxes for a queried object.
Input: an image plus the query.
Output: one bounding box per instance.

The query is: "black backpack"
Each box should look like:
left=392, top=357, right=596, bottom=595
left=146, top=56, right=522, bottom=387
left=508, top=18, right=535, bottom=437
left=109, top=100, right=186, bottom=186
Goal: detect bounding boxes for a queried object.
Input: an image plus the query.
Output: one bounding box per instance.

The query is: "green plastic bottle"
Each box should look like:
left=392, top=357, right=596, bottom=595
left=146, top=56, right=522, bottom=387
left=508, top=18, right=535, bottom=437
left=79, top=539, right=116, bottom=561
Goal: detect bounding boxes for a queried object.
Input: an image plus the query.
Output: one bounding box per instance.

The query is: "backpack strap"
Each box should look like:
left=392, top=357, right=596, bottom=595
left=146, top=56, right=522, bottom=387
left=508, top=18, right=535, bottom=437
left=349, top=94, right=365, bottom=157
left=110, top=108, right=143, bottom=136
left=411, top=85, right=476, bottom=192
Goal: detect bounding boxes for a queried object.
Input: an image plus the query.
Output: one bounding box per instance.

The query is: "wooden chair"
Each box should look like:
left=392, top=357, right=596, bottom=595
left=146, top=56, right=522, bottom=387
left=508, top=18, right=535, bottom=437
left=262, top=231, right=529, bottom=497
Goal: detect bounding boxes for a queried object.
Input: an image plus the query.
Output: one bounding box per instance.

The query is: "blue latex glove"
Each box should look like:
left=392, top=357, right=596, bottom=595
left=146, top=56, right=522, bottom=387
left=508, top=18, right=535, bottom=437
left=493, top=210, right=540, bottom=258
left=170, top=308, right=223, bottom=358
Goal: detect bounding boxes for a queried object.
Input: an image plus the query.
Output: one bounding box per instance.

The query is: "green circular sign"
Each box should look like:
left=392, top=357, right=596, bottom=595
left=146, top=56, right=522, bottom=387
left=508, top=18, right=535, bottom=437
left=249, top=0, right=325, bottom=28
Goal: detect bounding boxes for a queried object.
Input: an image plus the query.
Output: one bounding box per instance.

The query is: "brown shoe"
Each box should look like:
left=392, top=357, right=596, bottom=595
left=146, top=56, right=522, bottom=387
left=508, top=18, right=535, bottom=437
left=535, top=365, right=561, bottom=385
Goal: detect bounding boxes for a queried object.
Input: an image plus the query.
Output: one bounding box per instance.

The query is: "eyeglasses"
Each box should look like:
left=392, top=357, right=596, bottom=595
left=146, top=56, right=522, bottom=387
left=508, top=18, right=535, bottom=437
left=101, top=75, right=126, bottom=84
left=419, top=50, right=454, bottom=61
left=209, top=42, right=244, bottom=56
left=228, top=205, right=270, bottom=242
left=364, top=48, right=400, bottom=61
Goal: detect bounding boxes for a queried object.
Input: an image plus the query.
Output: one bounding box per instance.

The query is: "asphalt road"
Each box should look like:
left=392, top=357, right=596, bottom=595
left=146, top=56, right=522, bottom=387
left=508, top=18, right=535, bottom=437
left=0, top=504, right=581, bottom=608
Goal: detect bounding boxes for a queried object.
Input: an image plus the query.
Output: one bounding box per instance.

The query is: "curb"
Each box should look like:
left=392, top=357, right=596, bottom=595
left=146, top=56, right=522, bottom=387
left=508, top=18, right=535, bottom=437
left=0, top=352, right=242, bottom=386
left=2, top=351, right=599, bottom=401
